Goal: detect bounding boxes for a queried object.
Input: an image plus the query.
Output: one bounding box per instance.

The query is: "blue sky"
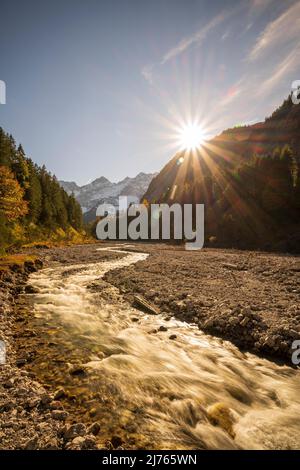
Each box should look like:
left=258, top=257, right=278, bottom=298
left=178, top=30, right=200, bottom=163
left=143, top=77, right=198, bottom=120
left=0, top=0, right=299, bottom=184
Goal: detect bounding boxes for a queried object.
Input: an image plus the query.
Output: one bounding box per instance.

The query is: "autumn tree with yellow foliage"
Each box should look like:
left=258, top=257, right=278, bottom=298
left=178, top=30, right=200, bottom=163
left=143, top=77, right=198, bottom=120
left=0, top=166, right=28, bottom=220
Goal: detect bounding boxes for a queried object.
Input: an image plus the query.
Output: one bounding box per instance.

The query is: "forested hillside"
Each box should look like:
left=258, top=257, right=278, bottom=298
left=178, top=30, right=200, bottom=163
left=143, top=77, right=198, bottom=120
left=209, top=94, right=300, bottom=162
left=0, top=127, right=83, bottom=252
left=143, top=99, right=300, bottom=252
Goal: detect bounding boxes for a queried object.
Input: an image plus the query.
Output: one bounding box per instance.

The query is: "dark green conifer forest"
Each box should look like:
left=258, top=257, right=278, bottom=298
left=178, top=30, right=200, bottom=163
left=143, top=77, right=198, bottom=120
left=0, top=127, right=83, bottom=252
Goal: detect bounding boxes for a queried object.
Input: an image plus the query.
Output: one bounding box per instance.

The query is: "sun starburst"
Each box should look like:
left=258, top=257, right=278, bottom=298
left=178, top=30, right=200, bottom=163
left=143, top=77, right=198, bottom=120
left=178, top=123, right=206, bottom=150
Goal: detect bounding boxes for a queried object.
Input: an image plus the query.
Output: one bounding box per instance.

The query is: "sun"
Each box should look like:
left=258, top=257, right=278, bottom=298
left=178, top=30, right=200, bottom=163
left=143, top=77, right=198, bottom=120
left=178, top=123, right=205, bottom=150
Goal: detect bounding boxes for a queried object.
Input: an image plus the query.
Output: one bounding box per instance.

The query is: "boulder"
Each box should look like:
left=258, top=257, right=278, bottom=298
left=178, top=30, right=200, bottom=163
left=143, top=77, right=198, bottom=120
left=51, top=410, right=68, bottom=421
left=87, top=422, right=101, bottom=436
left=206, top=402, right=236, bottom=439
left=64, top=423, right=86, bottom=441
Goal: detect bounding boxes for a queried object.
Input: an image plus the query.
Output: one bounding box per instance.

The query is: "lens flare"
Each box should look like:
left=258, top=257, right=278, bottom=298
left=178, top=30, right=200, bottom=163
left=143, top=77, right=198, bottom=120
left=178, top=123, right=205, bottom=150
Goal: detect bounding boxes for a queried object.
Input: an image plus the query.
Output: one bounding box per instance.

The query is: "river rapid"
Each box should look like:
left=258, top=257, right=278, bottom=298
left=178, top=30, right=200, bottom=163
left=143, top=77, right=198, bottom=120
left=27, top=246, right=300, bottom=450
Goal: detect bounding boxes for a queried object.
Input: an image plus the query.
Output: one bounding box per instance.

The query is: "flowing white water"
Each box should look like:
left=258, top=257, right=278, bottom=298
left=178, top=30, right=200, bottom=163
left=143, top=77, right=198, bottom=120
left=29, top=246, right=300, bottom=450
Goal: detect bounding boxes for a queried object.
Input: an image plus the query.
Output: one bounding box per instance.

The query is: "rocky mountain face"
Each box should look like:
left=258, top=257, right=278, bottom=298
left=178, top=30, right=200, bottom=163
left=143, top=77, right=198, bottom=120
left=60, top=172, right=157, bottom=222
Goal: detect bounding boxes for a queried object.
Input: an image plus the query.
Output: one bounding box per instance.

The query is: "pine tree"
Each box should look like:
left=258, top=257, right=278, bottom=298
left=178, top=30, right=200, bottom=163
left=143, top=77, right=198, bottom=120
left=25, top=159, right=42, bottom=223
left=11, top=144, right=30, bottom=189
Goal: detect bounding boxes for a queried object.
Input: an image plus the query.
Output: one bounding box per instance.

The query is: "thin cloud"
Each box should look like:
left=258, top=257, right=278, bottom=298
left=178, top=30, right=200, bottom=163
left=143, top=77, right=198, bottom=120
left=220, top=41, right=300, bottom=114
left=160, top=11, right=229, bottom=65
left=256, top=48, right=300, bottom=97
left=141, top=65, right=154, bottom=85
left=249, top=1, right=300, bottom=61
left=251, top=0, right=275, bottom=12
left=221, top=29, right=230, bottom=41
left=141, top=9, right=233, bottom=85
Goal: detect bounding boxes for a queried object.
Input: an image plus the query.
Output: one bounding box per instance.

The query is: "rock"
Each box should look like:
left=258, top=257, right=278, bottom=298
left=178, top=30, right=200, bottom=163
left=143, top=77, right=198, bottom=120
left=51, top=410, right=68, bottom=421
left=25, top=397, right=40, bottom=409
left=169, top=334, right=177, bottom=340
left=11, top=264, right=23, bottom=273
left=89, top=407, right=97, bottom=417
left=69, top=366, right=86, bottom=377
left=37, top=422, right=50, bottom=432
left=279, top=341, right=289, bottom=352
left=3, top=378, right=14, bottom=388
left=15, top=387, right=28, bottom=397
left=34, top=259, right=43, bottom=269
left=67, top=435, right=97, bottom=450
left=104, top=440, right=114, bottom=450
left=158, top=325, right=168, bottom=332
left=174, top=300, right=186, bottom=310
left=49, top=400, right=65, bottom=410
left=133, top=295, right=160, bottom=315
left=240, top=317, right=250, bottom=327
left=289, top=329, right=300, bottom=340
left=87, top=422, right=101, bottom=436
left=16, top=358, right=26, bottom=367
left=54, top=388, right=67, bottom=400
left=111, top=435, right=123, bottom=448
left=242, top=307, right=253, bottom=318
left=64, top=423, right=86, bottom=440
left=81, top=435, right=98, bottom=449
left=206, top=402, right=236, bottom=439
left=264, top=335, right=277, bottom=348
left=40, top=393, right=52, bottom=406
left=24, top=261, right=37, bottom=273
left=44, top=438, right=60, bottom=450
left=203, top=318, right=215, bottom=329
left=228, top=317, right=239, bottom=326
left=24, top=435, right=39, bottom=450
left=25, top=285, right=38, bottom=294
left=66, top=436, right=84, bottom=450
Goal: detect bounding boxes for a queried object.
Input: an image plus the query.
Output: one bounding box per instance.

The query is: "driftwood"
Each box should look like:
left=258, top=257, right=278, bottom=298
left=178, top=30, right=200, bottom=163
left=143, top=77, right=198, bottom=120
left=222, top=256, right=252, bottom=271
left=222, top=263, right=239, bottom=270
left=133, top=295, right=159, bottom=315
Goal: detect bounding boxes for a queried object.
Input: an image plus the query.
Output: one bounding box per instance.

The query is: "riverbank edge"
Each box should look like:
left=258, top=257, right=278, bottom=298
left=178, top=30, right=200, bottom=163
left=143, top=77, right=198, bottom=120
left=0, top=247, right=116, bottom=450
left=0, top=257, right=65, bottom=449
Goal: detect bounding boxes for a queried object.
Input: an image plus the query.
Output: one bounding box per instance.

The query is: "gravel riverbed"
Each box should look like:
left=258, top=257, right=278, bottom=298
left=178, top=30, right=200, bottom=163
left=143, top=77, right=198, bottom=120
left=1, top=242, right=299, bottom=449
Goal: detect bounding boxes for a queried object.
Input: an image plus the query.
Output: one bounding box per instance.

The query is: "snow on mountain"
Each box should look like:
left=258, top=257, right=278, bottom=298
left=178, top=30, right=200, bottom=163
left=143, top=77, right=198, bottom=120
left=60, top=172, right=157, bottom=222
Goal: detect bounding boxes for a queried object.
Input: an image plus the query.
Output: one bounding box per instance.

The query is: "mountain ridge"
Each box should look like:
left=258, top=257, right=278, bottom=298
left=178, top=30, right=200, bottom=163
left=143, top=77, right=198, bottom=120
left=60, top=171, right=157, bottom=222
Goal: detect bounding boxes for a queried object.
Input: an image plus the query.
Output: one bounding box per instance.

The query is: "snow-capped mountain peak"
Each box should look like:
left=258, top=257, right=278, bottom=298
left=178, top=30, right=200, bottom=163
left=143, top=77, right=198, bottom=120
left=60, top=172, right=157, bottom=222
